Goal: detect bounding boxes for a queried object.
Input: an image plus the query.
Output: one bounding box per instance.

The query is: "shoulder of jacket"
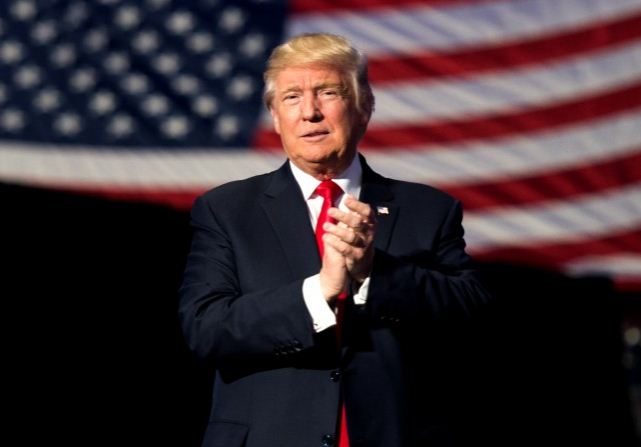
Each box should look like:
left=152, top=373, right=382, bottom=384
left=198, top=170, right=276, bottom=203
left=386, top=177, right=458, bottom=205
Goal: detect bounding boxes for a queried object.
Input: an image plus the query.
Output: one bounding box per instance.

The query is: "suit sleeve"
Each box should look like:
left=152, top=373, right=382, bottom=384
left=178, top=195, right=317, bottom=364
left=367, top=199, right=492, bottom=324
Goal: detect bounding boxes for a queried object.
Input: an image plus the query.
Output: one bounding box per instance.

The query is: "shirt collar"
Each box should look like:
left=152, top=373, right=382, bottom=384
left=289, top=154, right=362, bottom=200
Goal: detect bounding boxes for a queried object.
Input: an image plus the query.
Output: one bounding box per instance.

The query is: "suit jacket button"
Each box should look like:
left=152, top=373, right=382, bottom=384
left=330, top=370, right=341, bottom=382
left=321, top=433, right=335, bottom=446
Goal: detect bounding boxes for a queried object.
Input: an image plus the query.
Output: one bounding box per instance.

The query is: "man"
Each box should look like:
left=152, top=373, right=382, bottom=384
left=179, top=33, right=492, bottom=447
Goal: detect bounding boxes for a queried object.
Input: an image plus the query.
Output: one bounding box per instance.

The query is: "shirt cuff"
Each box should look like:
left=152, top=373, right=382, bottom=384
left=352, top=277, right=370, bottom=305
left=302, top=274, right=336, bottom=333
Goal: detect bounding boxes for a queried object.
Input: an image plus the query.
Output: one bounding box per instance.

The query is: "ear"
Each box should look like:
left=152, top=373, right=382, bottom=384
left=354, top=109, right=370, bottom=132
left=360, top=112, right=370, bottom=127
left=269, top=107, right=281, bottom=135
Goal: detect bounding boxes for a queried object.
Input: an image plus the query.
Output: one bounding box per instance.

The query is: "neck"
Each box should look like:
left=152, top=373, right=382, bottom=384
left=294, top=155, right=356, bottom=181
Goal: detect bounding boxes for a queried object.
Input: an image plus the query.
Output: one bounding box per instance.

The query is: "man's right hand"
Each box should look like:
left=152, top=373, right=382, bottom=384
left=319, top=233, right=348, bottom=302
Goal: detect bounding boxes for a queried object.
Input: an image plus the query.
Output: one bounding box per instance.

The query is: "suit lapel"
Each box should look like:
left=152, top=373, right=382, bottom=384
left=260, top=162, right=321, bottom=279
left=359, top=156, right=398, bottom=252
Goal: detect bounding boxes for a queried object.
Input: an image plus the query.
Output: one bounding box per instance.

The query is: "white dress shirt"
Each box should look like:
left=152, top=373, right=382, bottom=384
left=289, top=156, right=370, bottom=333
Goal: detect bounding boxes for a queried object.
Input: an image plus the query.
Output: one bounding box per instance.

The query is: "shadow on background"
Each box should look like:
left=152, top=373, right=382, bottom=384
left=2, top=182, right=639, bottom=446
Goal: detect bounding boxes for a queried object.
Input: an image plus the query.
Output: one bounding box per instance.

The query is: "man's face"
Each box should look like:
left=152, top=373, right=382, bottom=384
left=269, top=65, right=366, bottom=179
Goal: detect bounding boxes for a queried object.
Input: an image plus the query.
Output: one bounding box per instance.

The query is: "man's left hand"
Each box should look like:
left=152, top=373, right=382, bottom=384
left=323, top=196, right=376, bottom=285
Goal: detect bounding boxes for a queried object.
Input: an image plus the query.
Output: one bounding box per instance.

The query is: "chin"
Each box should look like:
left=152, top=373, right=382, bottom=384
left=301, top=147, right=338, bottom=163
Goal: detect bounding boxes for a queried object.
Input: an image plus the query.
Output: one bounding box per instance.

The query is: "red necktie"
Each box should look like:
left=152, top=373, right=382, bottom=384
left=313, top=180, right=350, bottom=447
left=314, top=180, right=342, bottom=258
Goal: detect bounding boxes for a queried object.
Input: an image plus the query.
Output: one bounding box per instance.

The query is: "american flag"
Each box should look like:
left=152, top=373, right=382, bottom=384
left=1, top=0, right=641, bottom=291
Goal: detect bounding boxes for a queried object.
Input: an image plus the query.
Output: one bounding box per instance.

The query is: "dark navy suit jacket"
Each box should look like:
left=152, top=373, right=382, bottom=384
left=179, top=155, right=492, bottom=447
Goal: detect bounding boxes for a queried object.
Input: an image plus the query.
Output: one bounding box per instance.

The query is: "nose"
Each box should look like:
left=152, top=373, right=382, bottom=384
left=301, top=93, right=322, bottom=122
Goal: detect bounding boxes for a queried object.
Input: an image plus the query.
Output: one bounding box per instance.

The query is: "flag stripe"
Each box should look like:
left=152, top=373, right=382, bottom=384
left=367, top=12, right=641, bottom=83
left=473, top=230, right=641, bottom=290
left=32, top=184, right=204, bottom=211
left=565, top=253, right=641, bottom=278
left=471, top=228, right=641, bottom=270
left=287, top=0, right=641, bottom=55
left=290, top=0, right=493, bottom=14
left=614, top=279, right=641, bottom=292
left=440, top=150, right=641, bottom=211
left=464, top=184, right=641, bottom=250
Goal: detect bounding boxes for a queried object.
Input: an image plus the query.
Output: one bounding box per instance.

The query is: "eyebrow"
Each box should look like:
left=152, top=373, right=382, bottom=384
left=315, top=82, right=344, bottom=91
left=279, top=82, right=346, bottom=95
left=280, top=86, right=303, bottom=95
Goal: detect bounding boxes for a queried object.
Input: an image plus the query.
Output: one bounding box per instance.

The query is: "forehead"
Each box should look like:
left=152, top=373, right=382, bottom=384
left=274, top=65, right=345, bottom=90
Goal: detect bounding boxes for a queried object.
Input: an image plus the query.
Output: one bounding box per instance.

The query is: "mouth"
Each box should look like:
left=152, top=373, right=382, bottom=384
left=301, top=130, right=329, bottom=137
left=300, top=130, right=330, bottom=141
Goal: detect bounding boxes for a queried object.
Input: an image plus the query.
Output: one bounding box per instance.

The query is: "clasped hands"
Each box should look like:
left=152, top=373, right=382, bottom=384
left=319, top=195, right=376, bottom=302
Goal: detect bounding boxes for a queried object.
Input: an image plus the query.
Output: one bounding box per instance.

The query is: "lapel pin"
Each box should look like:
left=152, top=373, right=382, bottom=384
left=376, top=206, right=389, bottom=215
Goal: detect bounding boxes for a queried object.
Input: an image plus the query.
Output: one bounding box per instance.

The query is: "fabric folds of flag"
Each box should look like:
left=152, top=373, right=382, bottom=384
left=1, top=0, right=641, bottom=291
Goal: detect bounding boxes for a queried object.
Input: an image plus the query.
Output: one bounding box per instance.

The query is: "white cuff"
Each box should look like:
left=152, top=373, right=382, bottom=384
left=352, top=277, right=370, bottom=305
left=302, top=274, right=336, bottom=333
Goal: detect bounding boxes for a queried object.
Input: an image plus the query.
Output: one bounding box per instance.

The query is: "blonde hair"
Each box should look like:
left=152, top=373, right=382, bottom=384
left=263, top=33, right=374, bottom=120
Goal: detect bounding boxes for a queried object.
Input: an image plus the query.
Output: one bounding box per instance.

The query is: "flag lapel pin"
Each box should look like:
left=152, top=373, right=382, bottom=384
left=376, top=206, right=389, bottom=215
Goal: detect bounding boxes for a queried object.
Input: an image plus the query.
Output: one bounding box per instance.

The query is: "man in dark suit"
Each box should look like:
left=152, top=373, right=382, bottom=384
left=179, top=33, right=492, bottom=447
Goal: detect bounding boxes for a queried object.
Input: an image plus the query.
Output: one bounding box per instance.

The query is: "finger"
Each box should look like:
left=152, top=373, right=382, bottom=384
left=327, top=211, right=375, bottom=241
left=323, top=222, right=364, bottom=247
left=322, top=238, right=346, bottom=263
left=323, top=233, right=352, bottom=256
left=344, top=196, right=375, bottom=220
left=327, top=207, right=363, bottom=229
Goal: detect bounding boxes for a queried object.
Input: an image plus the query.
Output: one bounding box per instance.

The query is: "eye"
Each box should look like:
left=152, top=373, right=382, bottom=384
left=321, top=89, right=338, bottom=97
left=283, top=93, right=300, bottom=104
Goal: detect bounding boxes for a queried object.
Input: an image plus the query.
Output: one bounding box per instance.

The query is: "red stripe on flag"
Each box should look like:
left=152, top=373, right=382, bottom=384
left=40, top=185, right=204, bottom=211
left=253, top=128, right=281, bottom=149
left=472, top=227, right=641, bottom=268
left=254, top=81, right=641, bottom=149
left=613, top=278, right=641, bottom=293
left=368, top=13, right=641, bottom=83
left=290, top=0, right=494, bottom=14
left=439, top=150, right=641, bottom=211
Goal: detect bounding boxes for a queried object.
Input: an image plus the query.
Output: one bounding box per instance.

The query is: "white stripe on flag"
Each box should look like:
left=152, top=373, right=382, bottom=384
left=0, top=143, right=284, bottom=187
left=564, top=254, right=641, bottom=277
left=464, top=183, right=641, bottom=251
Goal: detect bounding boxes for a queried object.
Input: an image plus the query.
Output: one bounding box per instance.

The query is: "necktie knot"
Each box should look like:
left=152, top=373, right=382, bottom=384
left=314, top=179, right=342, bottom=205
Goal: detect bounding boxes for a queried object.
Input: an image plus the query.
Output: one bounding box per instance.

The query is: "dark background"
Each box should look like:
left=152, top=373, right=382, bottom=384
left=3, top=181, right=639, bottom=446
